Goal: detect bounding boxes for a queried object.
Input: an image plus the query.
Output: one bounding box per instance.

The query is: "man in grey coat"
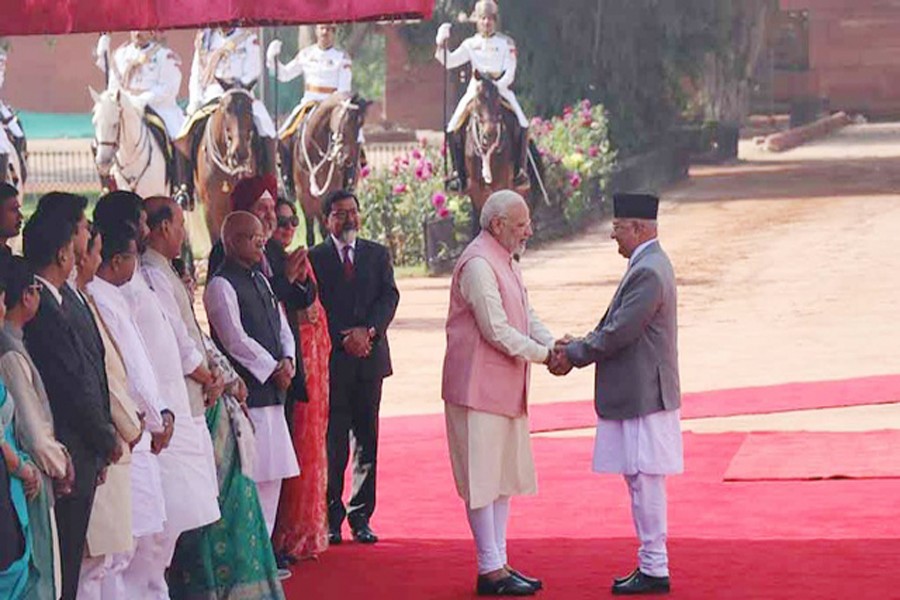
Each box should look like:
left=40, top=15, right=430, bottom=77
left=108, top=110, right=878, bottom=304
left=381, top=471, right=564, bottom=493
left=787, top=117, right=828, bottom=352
left=553, top=193, right=683, bottom=595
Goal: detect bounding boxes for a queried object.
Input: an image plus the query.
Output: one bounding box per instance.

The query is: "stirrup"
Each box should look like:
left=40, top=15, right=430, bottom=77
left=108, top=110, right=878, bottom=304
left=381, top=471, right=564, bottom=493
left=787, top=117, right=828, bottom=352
left=445, top=175, right=465, bottom=193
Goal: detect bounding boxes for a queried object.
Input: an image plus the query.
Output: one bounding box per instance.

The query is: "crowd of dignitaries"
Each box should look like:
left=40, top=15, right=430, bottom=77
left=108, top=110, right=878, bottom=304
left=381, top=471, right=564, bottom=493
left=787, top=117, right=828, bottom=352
left=0, top=179, right=399, bottom=599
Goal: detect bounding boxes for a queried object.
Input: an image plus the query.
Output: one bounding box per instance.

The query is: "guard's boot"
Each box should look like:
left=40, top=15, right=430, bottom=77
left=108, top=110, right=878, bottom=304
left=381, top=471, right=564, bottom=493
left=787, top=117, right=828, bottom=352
left=279, top=140, right=295, bottom=198
left=358, top=145, right=368, bottom=169
left=445, top=130, right=468, bottom=193
left=261, top=137, right=279, bottom=179
left=0, top=153, right=8, bottom=184
left=173, top=151, right=195, bottom=210
left=11, top=136, right=27, bottom=184
left=512, top=127, right=530, bottom=188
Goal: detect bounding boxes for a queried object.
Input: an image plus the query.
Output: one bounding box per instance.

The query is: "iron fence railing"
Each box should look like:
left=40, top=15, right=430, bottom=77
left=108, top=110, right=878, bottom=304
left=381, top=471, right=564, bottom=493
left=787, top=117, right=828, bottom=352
left=21, top=141, right=425, bottom=198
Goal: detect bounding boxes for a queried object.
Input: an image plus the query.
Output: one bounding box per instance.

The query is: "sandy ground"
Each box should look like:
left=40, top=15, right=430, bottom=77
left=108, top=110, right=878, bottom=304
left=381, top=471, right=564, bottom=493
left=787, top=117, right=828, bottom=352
left=377, top=123, right=900, bottom=434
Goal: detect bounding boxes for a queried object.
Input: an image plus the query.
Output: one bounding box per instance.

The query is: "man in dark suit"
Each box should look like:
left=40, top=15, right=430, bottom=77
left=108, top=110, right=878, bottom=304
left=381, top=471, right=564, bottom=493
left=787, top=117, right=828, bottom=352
left=554, top=193, right=683, bottom=596
left=309, top=189, right=400, bottom=545
left=23, top=205, right=118, bottom=600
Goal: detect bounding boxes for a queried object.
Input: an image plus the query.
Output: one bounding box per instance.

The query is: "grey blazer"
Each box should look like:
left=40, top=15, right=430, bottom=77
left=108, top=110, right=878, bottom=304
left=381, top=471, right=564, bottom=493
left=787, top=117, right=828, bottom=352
left=566, top=241, right=681, bottom=420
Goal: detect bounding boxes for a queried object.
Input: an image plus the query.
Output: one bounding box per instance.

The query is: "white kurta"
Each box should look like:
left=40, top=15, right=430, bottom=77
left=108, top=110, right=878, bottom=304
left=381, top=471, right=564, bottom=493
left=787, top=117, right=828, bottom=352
left=203, top=273, right=299, bottom=483
left=87, top=277, right=168, bottom=537
left=593, top=409, right=683, bottom=475
left=121, top=273, right=220, bottom=534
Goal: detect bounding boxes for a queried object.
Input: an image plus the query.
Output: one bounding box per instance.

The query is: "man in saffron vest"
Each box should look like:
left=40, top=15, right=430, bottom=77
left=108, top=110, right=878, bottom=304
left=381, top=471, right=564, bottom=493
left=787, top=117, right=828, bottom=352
left=442, top=189, right=561, bottom=597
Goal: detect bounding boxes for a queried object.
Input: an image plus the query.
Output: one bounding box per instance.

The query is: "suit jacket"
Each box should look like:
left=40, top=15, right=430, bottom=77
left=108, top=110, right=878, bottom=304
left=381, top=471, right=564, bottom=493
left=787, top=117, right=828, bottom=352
left=210, top=238, right=317, bottom=400
left=309, top=237, right=400, bottom=380
left=85, top=296, right=142, bottom=557
left=566, top=241, right=681, bottom=420
left=24, top=286, right=117, bottom=497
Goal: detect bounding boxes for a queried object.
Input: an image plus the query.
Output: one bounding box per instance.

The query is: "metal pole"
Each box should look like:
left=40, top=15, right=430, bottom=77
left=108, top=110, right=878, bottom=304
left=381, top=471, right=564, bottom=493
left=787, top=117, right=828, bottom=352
left=442, top=43, right=449, bottom=182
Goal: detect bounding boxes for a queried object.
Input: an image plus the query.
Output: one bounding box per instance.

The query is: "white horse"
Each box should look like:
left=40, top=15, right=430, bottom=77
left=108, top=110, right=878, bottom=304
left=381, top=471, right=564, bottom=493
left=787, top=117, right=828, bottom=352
left=90, top=87, right=167, bottom=198
left=0, top=127, right=24, bottom=191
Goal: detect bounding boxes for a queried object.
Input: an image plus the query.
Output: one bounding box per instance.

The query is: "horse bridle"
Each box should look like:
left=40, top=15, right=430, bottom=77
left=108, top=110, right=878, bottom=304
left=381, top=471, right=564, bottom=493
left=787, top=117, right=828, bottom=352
left=204, top=88, right=256, bottom=178
left=94, top=98, right=154, bottom=191
left=300, top=97, right=361, bottom=198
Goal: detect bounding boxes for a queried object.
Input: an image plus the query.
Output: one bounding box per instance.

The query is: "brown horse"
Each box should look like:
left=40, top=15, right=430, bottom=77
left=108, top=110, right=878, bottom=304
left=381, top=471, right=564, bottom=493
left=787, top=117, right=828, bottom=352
left=195, top=84, right=259, bottom=243
left=290, top=92, right=368, bottom=248
left=463, top=74, right=530, bottom=230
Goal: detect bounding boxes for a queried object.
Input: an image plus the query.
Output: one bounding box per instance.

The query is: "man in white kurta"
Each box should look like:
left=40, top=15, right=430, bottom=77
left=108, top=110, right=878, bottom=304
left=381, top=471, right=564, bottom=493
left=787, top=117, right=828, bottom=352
left=87, top=231, right=170, bottom=599
left=442, top=190, right=554, bottom=596
left=556, top=193, right=683, bottom=596
left=204, top=212, right=300, bottom=536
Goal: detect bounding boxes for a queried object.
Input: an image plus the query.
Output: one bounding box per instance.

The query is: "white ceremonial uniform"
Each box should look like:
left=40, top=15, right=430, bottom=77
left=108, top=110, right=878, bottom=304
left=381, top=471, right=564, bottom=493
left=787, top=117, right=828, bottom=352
left=273, top=43, right=352, bottom=136
left=86, top=277, right=169, bottom=599
left=437, top=33, right=529, bottom=131
left=187, top=28, right=276, bottom=138
left=121, top=272, right=220, bottom=598
left=96, top=37, right=186, bottom=137
left=0, top=49, right=22, bottom=156
left=204, top=272, right=300, bottom=535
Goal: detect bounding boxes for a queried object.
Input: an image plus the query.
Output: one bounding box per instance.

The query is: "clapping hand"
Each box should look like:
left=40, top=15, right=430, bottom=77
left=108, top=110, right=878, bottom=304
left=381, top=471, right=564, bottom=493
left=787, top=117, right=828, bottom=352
left=285, top=247, right=310, bottom=284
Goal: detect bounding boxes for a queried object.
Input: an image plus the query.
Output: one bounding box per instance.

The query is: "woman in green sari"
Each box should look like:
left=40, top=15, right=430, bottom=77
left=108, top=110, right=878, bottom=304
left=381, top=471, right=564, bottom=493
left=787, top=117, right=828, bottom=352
left=167, top=262, right=284, bottom=600
left=0, top=377, right=39, bottom=599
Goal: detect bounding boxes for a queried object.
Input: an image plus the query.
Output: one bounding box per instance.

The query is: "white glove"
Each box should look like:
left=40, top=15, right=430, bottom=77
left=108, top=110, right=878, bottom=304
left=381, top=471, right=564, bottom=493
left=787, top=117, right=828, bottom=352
left=96, top=33, right=111, bottom=58
left=266, top=40, right=282, bottom=72
left=436, top=23, right=452, bottom=47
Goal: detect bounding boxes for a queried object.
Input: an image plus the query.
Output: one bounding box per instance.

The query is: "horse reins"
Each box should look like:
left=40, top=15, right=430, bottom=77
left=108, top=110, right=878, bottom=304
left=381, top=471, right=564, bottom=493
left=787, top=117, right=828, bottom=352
left=204, top=88, right=256, bottom=178
left=468, top=108, right=503, bottom=185
left=300, top=97, right=360, bottom=198
left=95, top=99, right=155, bottom=191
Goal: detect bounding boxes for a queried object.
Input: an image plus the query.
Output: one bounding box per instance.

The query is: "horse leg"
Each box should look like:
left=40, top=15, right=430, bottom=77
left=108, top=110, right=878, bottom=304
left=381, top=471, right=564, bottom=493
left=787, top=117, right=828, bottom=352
left=304, top=209, right=317, bottom=248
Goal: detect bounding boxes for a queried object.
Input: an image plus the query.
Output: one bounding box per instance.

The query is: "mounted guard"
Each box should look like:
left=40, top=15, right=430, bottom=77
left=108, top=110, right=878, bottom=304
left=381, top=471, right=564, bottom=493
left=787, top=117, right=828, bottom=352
left=267, top=24, right=367, bottom=190
left=0, top=43, right=28, bottom=185
left=267, top=24, right=369, bottom=246
left=436, top=0, right=530, bottom=192
left=175, top=27, right=279, bottom=203
left=94, top=30, right=188, bottom=196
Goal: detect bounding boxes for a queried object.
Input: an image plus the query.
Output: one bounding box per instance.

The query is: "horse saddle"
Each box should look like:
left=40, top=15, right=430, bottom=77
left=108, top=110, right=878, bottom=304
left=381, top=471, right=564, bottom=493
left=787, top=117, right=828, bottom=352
left=452, top=96, right=517, bottom=133
left=143, top=106, right=175, bottom=184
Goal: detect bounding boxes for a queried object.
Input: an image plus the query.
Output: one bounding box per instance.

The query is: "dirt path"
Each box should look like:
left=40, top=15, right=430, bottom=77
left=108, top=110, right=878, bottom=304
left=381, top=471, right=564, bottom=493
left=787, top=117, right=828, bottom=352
left=380, top=123, right=900, bottom=418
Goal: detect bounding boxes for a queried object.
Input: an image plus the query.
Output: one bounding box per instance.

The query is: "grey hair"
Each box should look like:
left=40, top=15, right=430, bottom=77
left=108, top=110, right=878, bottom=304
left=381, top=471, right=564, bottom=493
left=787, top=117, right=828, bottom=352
left=479, top=190, right=526, bottom=230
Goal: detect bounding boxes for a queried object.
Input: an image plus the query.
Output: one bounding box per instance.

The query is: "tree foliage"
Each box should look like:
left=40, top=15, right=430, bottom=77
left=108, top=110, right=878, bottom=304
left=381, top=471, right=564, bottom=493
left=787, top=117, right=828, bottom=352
left=401, top=0, right=774, bottom=153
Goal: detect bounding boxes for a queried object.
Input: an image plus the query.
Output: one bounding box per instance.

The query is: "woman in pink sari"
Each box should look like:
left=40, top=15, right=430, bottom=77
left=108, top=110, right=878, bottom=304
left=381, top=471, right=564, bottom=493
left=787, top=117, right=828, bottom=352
left=271, top=197, right=332, bottom=562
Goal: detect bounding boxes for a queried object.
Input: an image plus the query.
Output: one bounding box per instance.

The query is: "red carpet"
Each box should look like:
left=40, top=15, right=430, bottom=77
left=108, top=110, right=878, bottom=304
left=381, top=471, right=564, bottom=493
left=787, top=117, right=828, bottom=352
left=528, top=374, right=900, bottom=433
left=284, top=424, right=900, bottom=598
left=724, top=430, right=900, bottom=481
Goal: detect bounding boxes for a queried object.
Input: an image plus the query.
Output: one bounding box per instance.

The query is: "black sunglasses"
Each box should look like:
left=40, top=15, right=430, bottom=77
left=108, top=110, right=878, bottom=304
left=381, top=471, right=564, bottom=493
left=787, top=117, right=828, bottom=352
left=277, top=215, right=299, bottom=228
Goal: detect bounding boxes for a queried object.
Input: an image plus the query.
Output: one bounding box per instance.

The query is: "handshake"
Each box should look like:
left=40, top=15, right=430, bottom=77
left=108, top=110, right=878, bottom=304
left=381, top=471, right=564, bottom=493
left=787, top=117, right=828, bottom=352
left=545, top=335, right=576, bottom=376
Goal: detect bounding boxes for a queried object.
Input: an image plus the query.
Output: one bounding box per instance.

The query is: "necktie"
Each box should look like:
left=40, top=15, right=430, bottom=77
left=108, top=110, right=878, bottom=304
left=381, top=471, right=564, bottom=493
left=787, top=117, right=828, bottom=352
left=342, top=245, right=355, bottom=281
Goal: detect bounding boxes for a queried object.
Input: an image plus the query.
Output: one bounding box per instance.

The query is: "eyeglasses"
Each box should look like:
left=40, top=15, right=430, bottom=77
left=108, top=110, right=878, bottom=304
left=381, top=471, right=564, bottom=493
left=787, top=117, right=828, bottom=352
left=277, top=215, right=299, bottom=229
left=330, top=208, right=359, bottom=221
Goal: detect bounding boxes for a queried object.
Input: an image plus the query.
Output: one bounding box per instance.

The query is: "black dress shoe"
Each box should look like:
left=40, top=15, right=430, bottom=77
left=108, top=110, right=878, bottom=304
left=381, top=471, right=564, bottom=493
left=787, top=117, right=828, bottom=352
left=476, top=575, right=536, bottom=596
left=328, top=529, right=342, bottom=545
left=350, top=523, right=379, bottom=544
left=507, top=567, right=542, bottom=591
left=614, top=567, right=641, bottom=585
left=611, top=570, right=670, bottom=595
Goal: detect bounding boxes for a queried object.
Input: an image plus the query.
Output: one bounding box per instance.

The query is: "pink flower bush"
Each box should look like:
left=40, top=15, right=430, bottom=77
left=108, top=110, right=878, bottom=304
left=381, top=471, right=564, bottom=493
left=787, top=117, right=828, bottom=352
left=588, top=145, right=600, bottom=157
left=431, top=192, right=447, bottom=208
left=392, top=183, right=408, bottom=195
left=437, top=207, right=451, bottom=219
left=360, top=164, right=371, bottom=179
left=569, top=172, right=582, bottom=188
